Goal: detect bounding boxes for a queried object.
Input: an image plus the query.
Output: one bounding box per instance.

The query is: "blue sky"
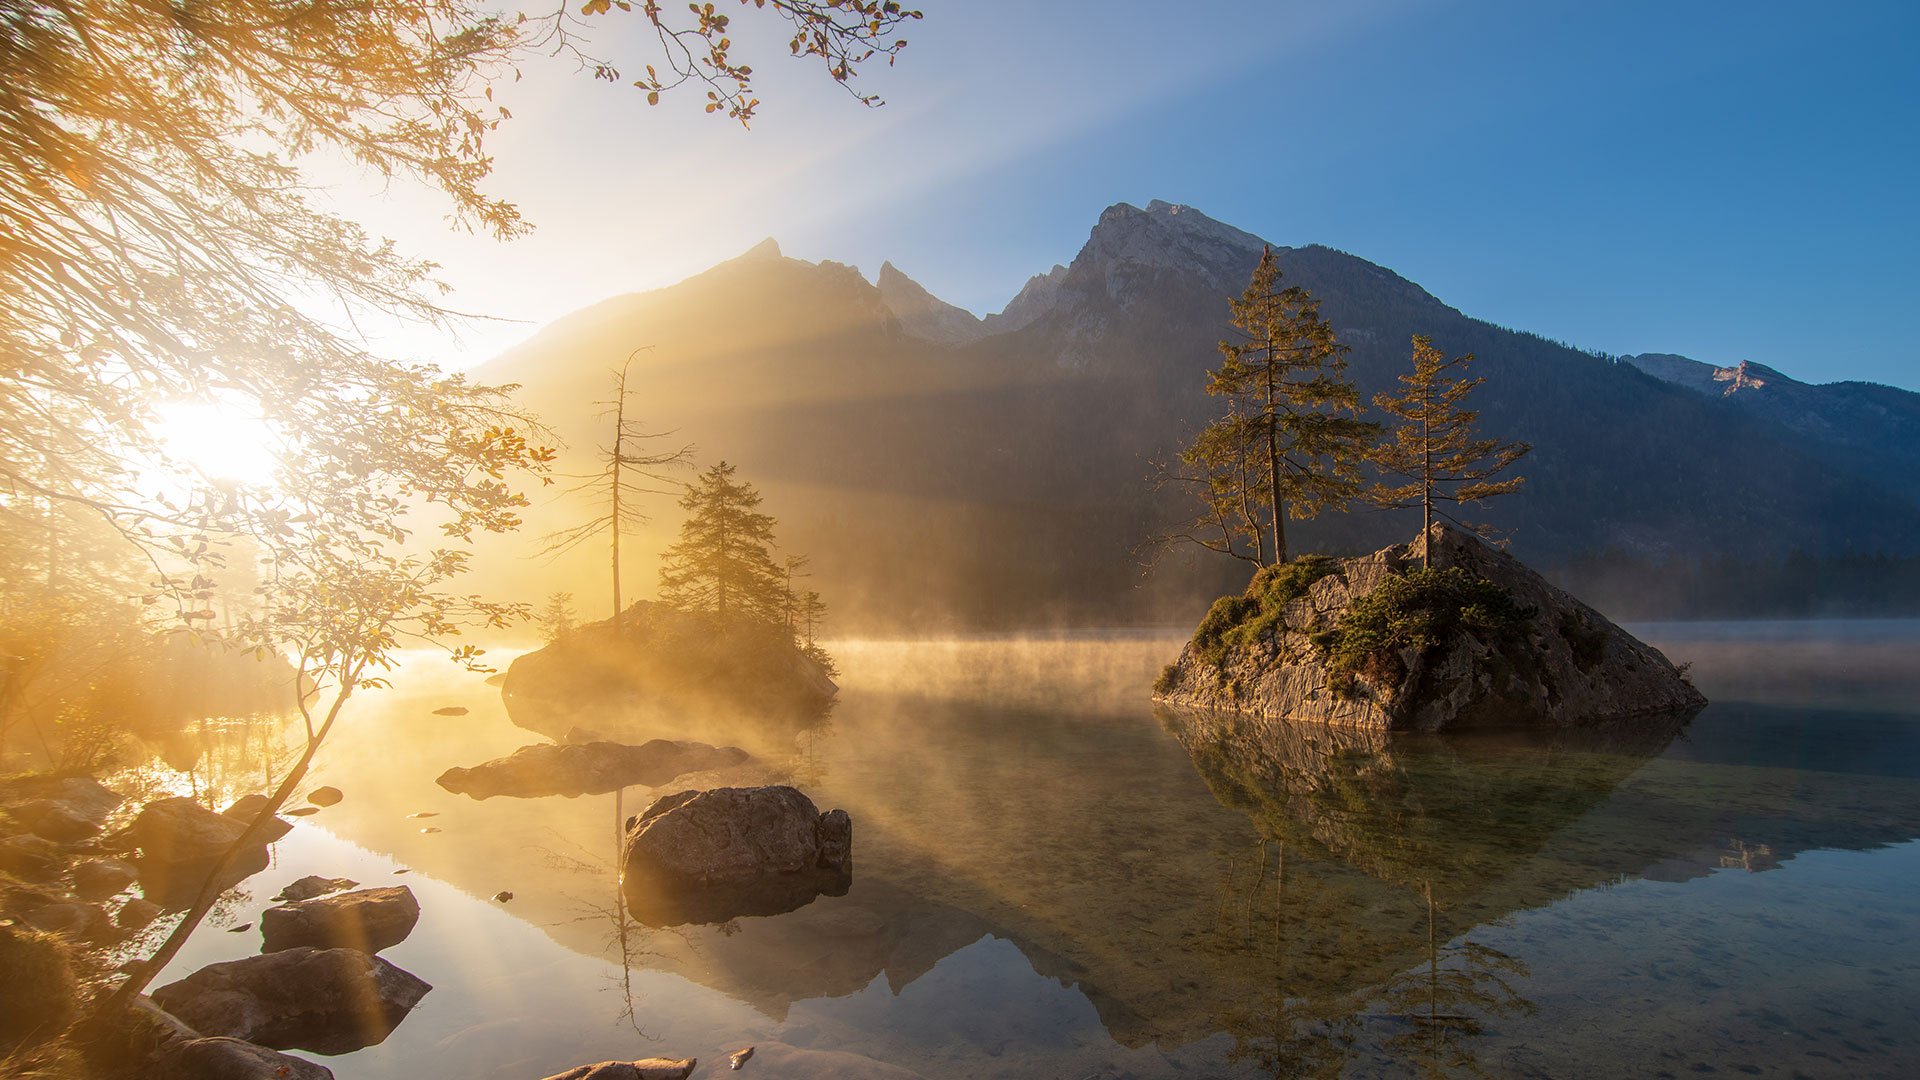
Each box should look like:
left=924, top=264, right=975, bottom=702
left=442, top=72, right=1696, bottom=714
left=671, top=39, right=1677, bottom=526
left=348, top=0, right=1919, bottom=389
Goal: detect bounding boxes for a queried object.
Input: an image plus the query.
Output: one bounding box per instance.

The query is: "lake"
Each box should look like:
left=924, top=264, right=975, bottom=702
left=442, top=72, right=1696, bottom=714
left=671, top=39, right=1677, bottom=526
left=135, top=621, right=1920, bottom=1079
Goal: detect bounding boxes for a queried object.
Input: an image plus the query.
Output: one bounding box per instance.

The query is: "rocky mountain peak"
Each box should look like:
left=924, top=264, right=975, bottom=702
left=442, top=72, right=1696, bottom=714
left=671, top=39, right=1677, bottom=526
left=741, top=237, right=783, bottom=259
left=877, top=261, right=987, bottom=346
left=1076, top=200, right=1271, bottom=292
left=982, top=263, right=1069, bottom=335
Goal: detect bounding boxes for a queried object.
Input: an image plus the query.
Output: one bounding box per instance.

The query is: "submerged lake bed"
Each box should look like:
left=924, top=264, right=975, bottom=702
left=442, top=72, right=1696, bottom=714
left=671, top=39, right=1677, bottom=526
left=137, top=621, right=1920, bottom=1079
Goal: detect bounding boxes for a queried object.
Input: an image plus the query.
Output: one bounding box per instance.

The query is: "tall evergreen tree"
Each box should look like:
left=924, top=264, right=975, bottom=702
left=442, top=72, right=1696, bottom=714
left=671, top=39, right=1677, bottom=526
left=1369, top=336, right=1531, bottom=566
left=656, top=461, right=786, bottom=625
left=1196, top=246, right=1376, bottom=565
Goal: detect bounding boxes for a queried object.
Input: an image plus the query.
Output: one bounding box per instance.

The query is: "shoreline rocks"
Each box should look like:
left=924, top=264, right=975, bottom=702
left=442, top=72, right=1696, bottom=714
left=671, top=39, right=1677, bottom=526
left=152, top=945, right=431, bottom=1055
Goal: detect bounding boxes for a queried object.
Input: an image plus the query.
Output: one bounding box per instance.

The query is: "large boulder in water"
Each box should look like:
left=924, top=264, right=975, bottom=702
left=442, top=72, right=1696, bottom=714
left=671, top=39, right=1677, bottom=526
left=260, top=885, right=419, bottom=954
left=152, top=1036, right=335, bottom=1080
left=621, top=786, right=852, bottom=926
left=1153, top=523, right=1706, bottom=731
left=152, top=946, right=430, bottom=1055
left=435, top=739, right=750, bottom=800
left=126, top=797, right=283, bottom=908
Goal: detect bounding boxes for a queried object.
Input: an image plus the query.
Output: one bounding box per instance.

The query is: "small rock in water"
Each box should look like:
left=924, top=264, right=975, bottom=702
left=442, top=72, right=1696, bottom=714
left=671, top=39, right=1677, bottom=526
left=285, top=806, right=322, bottom=817
left=432, top=706, right=469, bottom=716
left=274, top=876, right=359, bottom=903
left=728, top=1046, right=755, bottom=1070
left=406, top=812, right=439, bottom=819
left=492, top=891, right=512, bottom=903
left=419, top=827, right=441, bottom=834
left=227, top=922, right=251, bottom=933
left=307, top=787, right=344, bottom=808
left=393, top=868, right=412, bottom=875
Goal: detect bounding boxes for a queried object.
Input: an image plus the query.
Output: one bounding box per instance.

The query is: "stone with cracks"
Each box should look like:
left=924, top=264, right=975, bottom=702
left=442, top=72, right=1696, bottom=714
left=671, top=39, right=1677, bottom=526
left=260, top=885, right=419, bottom=954
left=436, top=739, right=750, bottom=800
left=1154, top=523, right=1707, bottom=731
left=152, top=946, right=431, bottom=1055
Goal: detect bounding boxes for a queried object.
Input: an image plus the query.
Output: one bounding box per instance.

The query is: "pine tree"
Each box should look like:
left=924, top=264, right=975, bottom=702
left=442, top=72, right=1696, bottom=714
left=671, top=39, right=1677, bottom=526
left=656, top=462, right=787, bottom=625
left=1196, top=246, right=1377, bottom=565
left=537, top=592, right=578, bottom=643
left=1369, top=336, right=1531, bottom=566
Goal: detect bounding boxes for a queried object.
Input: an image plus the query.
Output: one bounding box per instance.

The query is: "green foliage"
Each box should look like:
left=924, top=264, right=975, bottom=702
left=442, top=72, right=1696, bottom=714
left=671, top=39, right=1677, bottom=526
left=1153, top=662, right=1182, bottom=696
left=1191, top=554, right=1344, bottom=669
left=657, top=462, right=786, bottom=625
left=1313, top=567, right=1534, bottom=693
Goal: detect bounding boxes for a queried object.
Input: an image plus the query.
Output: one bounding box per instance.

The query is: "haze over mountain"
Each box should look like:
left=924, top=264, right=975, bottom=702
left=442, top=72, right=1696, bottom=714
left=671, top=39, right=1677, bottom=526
left=475, top=201, right=1920, bottom=630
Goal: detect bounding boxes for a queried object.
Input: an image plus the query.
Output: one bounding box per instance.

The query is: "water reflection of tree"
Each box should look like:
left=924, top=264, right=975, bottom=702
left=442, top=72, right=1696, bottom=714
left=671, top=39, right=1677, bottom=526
left=1373, top=883, right=1534, bottom=1079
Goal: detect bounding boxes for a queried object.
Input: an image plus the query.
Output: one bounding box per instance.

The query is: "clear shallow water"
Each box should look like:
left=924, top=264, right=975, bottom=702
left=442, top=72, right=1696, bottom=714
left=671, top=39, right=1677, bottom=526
left=134, top=623, right=1920, bottom=1079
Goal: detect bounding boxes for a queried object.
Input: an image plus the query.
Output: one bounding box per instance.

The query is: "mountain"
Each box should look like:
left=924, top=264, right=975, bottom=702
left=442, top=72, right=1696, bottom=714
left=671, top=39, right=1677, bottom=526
left=1621, top=353, right=1920, bottom=504
left=472, top=201, right=1920, bottom=630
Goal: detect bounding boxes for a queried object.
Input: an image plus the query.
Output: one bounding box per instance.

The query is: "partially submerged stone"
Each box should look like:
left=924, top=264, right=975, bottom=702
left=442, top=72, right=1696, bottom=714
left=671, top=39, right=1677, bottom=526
left=620, top=785, right=852, bottom=926
left=272, top=875, right=359, bottom=903
left=436, top=739, right=750, bottom=800
left=128, top=797, right=280, bottom=908
left=154, top=1036, right=336, bottom=1080
left=260, top=885, right=419, bottom=954
left=222, top=795, right=294, bottom=843
left=536, top=1060, right=698, bottom=1080
left=1154, top=523, right=1706, bottom=731
left=152, top=946, right=431, bottom=1055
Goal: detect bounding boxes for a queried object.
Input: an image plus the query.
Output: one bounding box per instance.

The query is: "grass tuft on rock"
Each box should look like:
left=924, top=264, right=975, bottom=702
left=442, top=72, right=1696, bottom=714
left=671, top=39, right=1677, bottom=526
left=0, top=923, right=78, bottom=1057
left=1312, top=566, right=1534, bottom=695
left=1192, top=555, right=1344, bottom=670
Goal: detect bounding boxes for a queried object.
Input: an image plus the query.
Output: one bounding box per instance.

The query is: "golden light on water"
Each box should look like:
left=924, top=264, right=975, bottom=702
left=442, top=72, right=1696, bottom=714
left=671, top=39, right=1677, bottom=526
left=153, top=401, right=280, bottom=487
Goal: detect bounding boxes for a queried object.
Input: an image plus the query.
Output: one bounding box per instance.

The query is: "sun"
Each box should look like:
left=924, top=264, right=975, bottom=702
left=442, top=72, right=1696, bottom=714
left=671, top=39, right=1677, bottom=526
left=151, top=400, right=281, bottom=487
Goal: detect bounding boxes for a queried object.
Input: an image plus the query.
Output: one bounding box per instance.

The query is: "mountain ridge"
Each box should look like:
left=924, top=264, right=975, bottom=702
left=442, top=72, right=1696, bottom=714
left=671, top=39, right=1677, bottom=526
left=470, top=200, right=1920, bottom=629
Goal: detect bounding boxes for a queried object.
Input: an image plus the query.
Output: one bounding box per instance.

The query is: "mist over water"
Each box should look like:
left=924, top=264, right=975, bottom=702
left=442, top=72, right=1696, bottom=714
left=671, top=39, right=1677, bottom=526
left=110, top=622, right=1920, bottom=1079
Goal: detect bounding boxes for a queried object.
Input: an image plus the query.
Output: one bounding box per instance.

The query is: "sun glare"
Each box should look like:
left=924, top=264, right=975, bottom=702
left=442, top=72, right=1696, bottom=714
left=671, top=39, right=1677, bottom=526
left=153, top=401, right=281, bottom=487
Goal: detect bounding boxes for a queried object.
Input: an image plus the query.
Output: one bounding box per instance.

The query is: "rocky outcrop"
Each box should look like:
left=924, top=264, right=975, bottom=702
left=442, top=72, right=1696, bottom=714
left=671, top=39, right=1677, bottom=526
left=436, top=739, right=750, bottom=800
left=1154, top=524, right=1707, bottom=731
left=501, top=602, right=836, bottom=742
left=620, top=786, right=852, bottom=926
left=260, top=885, right=419, bottom=954
left=152, top=946, right=431, bottom=1055
left=536, top=1060, right=698, bottom=1080
left=877, top=261, right=985, bottom=346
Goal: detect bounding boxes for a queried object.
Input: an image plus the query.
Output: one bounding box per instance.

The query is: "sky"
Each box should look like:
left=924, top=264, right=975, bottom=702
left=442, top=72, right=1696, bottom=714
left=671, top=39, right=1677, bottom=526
left=333, top=0, right=1920, bottom=391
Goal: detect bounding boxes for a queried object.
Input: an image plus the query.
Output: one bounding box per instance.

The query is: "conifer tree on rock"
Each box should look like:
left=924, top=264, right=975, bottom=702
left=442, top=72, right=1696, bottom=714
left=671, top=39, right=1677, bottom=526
left=657, top=462, right=787, bottom=626
left=1369, top=336, right=1531, bottom=568
left=1157, top=246, right=1376, bottom=567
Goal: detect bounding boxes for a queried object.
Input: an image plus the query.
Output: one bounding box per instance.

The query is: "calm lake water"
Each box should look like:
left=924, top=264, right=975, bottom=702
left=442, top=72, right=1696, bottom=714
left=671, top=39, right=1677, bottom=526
left=132, top=621, right=1920, bottom=1079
